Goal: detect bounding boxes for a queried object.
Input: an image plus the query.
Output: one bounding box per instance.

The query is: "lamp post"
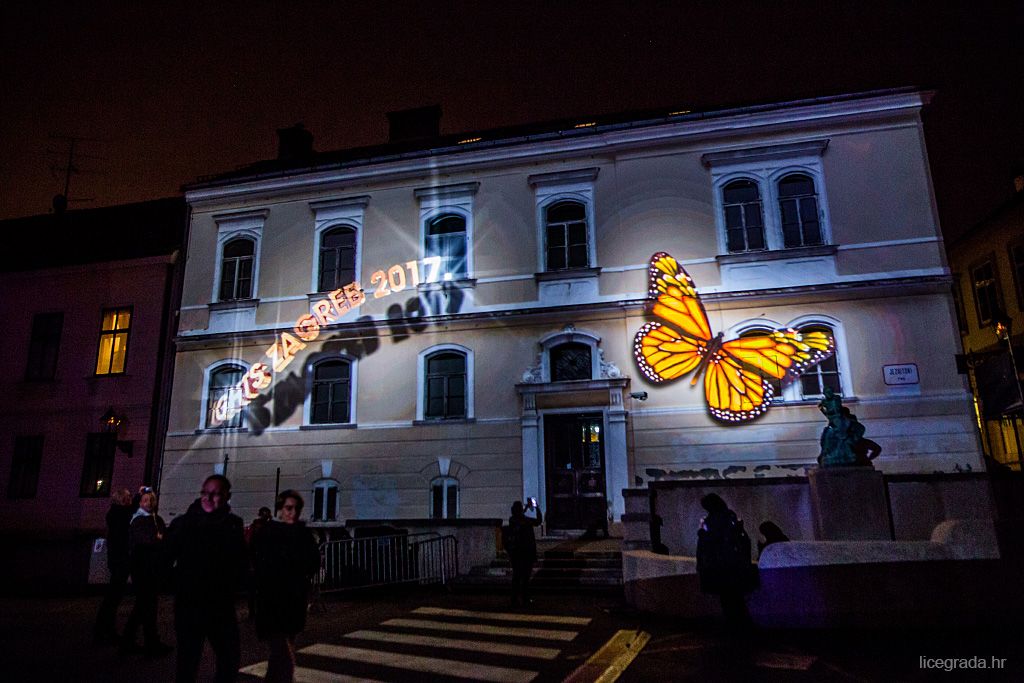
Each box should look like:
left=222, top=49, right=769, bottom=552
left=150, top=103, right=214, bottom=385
left=994, top=314, right=1024, bottom=472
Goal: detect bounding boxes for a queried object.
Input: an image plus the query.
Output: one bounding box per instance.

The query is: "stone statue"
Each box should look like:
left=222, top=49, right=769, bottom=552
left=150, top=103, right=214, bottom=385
left=817, top=388, right=880, bottom=467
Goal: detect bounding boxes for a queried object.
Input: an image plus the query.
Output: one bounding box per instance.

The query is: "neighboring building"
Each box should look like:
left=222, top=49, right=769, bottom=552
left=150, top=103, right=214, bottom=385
left=160, top=89, right=982, bottom=533
left=948, top=178, right=1024, bottom=470
left=0, top=198, right=185, bottom=584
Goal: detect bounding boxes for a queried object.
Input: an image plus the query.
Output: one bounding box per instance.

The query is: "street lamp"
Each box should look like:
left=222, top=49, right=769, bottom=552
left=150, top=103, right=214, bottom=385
left=100, top=406, right=123, bottom=433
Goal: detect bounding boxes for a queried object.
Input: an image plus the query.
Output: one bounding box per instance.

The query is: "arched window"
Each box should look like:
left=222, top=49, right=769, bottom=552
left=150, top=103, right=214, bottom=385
left=738, top=329, right=783, bottom=401
left=207, top=364, right=246, bottom=429
left=312, top=478, right=340, bottom=522
left=425, top=214, right=467, bottom=280
left=777, top=174, right=822, bottom=248
left=318, top=226, right=357, bottom=292
left=550, top=341, right=592, bottom=381
left=545, top=201, right=588, bottom=271
left=722, top=179, right=765, bottom=253
left=219, top=238, right=255, bottom=300
left=798, top=324, right=842, bottom=398
left=430, top=476, right=459, bottom=519
left=311, top=359, right=352, bottom=424
left=425, top=351, right=466, bottom=419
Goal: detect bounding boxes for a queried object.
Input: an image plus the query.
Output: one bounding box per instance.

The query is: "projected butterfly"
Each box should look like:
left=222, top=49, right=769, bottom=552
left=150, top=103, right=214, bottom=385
left=633, top=252, right=834, bottom=422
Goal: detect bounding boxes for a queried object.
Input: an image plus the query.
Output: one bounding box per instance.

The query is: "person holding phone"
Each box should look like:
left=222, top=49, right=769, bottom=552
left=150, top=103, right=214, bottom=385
left=506, top=498, right=543, bottom=607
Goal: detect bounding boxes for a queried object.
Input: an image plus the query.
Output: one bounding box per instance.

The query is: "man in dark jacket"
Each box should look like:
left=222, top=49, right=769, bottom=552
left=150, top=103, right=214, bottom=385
left=507, top=499, right=543, bottom=607
left=95, top=488, right=134, bottom=645
left=166, top=474, right=247, bottom=683
left=695, top=493, right=756, bottom=633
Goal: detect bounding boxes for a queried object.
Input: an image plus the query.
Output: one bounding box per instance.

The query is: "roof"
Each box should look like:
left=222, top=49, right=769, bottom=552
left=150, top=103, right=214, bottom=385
left=187, top=87, right=925, bottom=190
left=0, top=197, right=186, bottom=273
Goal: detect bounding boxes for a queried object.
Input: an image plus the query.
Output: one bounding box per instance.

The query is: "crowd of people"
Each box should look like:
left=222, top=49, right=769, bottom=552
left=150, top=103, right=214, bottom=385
left=92, top=476, right=321, bottom=683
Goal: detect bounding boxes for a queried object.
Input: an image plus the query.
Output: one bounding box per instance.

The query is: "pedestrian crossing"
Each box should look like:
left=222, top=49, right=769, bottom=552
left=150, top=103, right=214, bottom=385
left=239, top=605, right=592, bottom=682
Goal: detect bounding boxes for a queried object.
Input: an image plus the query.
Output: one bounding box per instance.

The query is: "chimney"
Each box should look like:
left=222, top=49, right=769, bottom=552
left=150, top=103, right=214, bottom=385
left=386, top=105, right=442, bottom=143
left=277, top=123, right=314, bottom=161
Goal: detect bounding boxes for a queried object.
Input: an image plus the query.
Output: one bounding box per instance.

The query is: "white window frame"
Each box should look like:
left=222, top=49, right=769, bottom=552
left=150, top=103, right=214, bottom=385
left=309, top=196, right=369, bottom=295
left=529, top=168, right=599, bottom=273
left=703, top=141, right=832, bottom=255
left=538, top=327, right=601, bottom=382
left=212, top=209, right=267, bottom=303
left=416, top=344, right=474, bottom=421
left=312, top=477, right=341, bottom=522
left=303, top=352, right=358, bottom=426
left=429, top=475, right=460, bottom=519
left=200, top=358, right=250, bottom=430
left=729, top=315, right=853, bottom=403
left=415, top=183, right=478, bottom=281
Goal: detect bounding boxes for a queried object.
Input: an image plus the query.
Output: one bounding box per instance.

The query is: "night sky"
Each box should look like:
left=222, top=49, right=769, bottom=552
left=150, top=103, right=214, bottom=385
left=2, top=1, right=1021, bottom=241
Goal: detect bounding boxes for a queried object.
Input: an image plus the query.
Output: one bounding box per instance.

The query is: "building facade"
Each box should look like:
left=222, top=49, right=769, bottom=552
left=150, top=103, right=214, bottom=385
left=0, top=199, right=184, bottom=583
left=160, top=89, right=982, bottom=531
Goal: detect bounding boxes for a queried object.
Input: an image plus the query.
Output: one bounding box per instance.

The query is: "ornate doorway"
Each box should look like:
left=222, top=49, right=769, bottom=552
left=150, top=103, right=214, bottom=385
left=544, top=412, right=607, bottom=530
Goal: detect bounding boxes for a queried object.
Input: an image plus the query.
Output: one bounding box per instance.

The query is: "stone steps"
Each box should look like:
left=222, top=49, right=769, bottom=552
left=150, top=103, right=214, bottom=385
left=454, top=541, right=623, bottom=593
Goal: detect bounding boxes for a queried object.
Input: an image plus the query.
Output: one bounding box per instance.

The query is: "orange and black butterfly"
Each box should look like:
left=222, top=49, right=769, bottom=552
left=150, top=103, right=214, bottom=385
left=633, top=252, right=834, bottom=422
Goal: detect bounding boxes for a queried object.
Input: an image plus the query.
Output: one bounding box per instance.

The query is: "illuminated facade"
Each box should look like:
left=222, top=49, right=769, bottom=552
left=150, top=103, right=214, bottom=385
left=0, top=199, right=184, bottom=582
left=160, top=89, right=982, bottom=531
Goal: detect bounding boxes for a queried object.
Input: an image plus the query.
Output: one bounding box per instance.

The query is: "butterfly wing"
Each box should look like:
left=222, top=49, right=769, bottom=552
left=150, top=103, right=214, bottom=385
left=703, top=351, right=774, bottom=422
left=633, top=322, right=707, bottom=383
left=721, top=329, right=835, bottom=381
left=648, top=252, right=713, bottom=341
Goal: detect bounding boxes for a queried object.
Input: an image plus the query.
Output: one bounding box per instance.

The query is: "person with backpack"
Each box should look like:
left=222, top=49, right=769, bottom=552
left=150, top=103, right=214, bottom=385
left=695, top=493, right=757, bottom=633
left=505, top=498, right=543, bottom=607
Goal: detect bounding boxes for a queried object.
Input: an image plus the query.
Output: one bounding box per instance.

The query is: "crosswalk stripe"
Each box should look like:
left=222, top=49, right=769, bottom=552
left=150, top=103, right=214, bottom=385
left=380, top=617, right=580, bottom=641
left=301, top=643, right=539, bottom=683
left=239, top=661, right=384, bottom=682
left=345, top=629, right=562, bottom=660
left=413, top=606, right=592, bottom=626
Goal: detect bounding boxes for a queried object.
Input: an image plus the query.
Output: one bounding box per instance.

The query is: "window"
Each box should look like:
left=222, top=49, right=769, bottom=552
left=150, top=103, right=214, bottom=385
left=25, top=312, right=62, bottom=380
left=777, top=174, right=822, bottom=248
left=545, top=201, right=589, bottom=271
left=550, top=342, right=592, bottom=381
left=1010, top=242, right=1024, bottom=311
left=424, top=352, right=466, bottom=419
left=425, top=214, right=468, bottom=280
left=219, top=237, right=255, bottom=301
left=95, top=308, right=131, bottom=375
left=311, top=359, right=352, bottom=424
left=430, top=476, right=459, bottom=519
left=8, top=435, right=42, bottom=499
left=80, top=433, right=115, bottom=497
left=318, top=226, right=357, bottom=292
left=312, top=479, right=340, bottom=522
left=798, top=324, right=843, bottom=398
left=723, top=180, right=766, bottom=253
left=207, top=364, right=246, bottom=429
left=971, top=260, right=1002, bottom=326
left=738, top=329, right=783, bottom=400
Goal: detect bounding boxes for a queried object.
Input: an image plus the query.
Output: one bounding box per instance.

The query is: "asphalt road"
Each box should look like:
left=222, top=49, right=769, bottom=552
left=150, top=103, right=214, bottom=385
left=0, top=587, right=1020, bottom=681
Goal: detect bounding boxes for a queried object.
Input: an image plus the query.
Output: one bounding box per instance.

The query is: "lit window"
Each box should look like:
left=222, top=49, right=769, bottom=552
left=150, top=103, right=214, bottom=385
left=545, top=201, right=589, bottom=271
left=26, top=312, right=63, bottom=380
left=425, top=352, right=466, bottom=419
left=799, top=324, right=843, bottom=398
left=723, top=179, right=766, bottom=253
left=777, top=174, right=822, bottom=248
left=550, top=342, right=592, bottom=381
left=430, top=476, right=459, bottom=519
left=207, top=364, right=246, bottom=429
left=318, top=226, right=357, bottom=292
left=219, top=237, right=255, bottom=301
left=8, top=435, right=43, bottom=499
left=312, top=479, right=340, bottom=522
left=95, top=308, right=131, bottom=375
left=311, top=359, right=352, bottom=424
left=426, top=214, right=468, bottom=280
left=971, top=260, right=1002, bottom=327
left=80, top=433, right=115, bottom=497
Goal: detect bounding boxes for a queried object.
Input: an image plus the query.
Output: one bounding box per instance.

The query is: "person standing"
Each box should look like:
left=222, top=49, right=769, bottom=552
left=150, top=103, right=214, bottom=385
left=251, top=490, right=321, bottom=683
left=95, top=488, right=134, bottom=645
left=506, top=498, right=543, bottom=607
left=167, top=474, right=248, bottom=683
left=120, top=488, right=172, bottom=656
left=695, top=493, right=757, bottom=634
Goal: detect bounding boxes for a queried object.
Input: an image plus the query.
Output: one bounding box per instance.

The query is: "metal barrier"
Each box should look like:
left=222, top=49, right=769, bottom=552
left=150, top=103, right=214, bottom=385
left=317, top=532, right=458, bottom=594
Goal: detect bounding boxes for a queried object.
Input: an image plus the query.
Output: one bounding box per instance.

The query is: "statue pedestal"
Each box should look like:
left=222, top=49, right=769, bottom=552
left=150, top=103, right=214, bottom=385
left=808, top=466, right=892, bottom=541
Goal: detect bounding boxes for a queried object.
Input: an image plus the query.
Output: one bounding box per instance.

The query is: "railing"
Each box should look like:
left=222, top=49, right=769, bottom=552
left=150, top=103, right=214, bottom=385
left=317, top=531, right=458, bottom=594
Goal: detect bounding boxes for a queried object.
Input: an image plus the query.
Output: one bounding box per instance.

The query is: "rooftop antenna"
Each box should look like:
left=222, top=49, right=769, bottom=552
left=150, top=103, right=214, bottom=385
left=47, top=134, right=101, bottom=213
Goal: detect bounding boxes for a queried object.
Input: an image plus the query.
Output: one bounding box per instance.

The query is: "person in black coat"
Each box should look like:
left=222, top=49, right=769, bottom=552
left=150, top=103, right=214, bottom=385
left=695, top=493, right=756, bottom=633
left=95, top=488, right=134, bottom=645
left=507, top=498, right=543, bottom=607
left=251, top=490, right=321, bottom=683
left=120, top=489, right=172, bottom=656
left=166, top=474, right=248, bottom=683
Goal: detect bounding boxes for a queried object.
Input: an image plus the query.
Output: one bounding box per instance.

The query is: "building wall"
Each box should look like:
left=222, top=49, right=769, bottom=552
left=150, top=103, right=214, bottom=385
left=162, top=91, right=982, bottom=525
